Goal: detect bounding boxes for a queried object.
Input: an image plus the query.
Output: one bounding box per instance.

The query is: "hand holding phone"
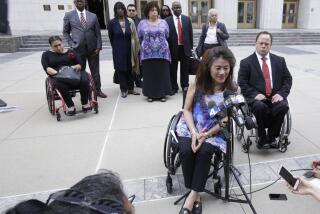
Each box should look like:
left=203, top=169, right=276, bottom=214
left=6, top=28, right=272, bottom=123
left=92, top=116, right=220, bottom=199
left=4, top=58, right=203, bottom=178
left=279, top=166, right=300, bottom=190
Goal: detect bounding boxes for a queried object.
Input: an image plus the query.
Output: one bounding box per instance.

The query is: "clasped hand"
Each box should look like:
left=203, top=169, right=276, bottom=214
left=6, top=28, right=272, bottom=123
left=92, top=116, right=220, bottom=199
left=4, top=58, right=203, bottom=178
left=191, top=132, right=206, bottom=153
left=255, top=93, right=283, bottom=103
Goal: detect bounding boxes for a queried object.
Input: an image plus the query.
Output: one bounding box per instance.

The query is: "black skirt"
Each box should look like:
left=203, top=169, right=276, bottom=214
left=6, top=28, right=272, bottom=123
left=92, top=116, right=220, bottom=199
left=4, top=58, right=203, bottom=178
left=142, top=59, right=172, bottom=98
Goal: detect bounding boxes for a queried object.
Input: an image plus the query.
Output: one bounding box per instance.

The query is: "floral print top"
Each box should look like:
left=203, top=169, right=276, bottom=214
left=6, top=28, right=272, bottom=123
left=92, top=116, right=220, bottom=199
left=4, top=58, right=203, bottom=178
left=176, top=90, right=227, bottom=153
left=137, top=19, right=171, bottom=62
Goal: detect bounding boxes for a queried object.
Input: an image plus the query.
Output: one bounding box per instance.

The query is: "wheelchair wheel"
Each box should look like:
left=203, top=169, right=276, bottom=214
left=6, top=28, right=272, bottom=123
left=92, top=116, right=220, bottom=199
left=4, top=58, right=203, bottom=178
left=163, top=114, right=176, bottom=169
left=235, top=124, right=244, bottom=141
left=45, top=78, right=55, bottom=115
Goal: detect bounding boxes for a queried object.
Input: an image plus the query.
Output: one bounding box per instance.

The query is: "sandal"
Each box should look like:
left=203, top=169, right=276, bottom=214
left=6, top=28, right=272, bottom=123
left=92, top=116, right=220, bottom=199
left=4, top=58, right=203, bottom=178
left=192, top=200, right=202, bottom=214
left=66, top=107, right=76, bottom=116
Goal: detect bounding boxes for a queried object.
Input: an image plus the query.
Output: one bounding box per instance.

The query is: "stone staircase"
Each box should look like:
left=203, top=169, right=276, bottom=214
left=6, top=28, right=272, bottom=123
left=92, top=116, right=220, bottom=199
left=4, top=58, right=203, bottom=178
left=18, top=30, right=320, bottom=52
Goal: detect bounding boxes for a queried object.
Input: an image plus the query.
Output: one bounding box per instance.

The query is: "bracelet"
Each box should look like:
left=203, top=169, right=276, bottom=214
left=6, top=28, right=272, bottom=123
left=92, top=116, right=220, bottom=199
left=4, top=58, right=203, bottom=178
left=204, top=132, right=210, bottom=139
left=191, top=128, right=198, bottom=136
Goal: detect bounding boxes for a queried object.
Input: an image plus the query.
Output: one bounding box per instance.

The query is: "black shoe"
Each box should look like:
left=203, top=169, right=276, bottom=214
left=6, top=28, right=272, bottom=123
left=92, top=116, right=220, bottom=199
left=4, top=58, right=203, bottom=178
left=147, top=97, right=153, bottom=102
left=160, top=97, right=166, bottom=102
left=66, top=108, right=76, bottom=116
left=128, top=90, right=140, bottom=95
left=170, top=89, right=178, bottom=96
left=269, top=138, right=278, bottom=148
left=82, top=106, right=92, bottom=113
left=256, top=142, right=270, bottom=149
left=179, top=207, right=191, bottom=214
left=97, top=91, right=107, bottom=98
left=121, top=91, right=128, bottom=98
left=192, top=201, right=202, bottom=214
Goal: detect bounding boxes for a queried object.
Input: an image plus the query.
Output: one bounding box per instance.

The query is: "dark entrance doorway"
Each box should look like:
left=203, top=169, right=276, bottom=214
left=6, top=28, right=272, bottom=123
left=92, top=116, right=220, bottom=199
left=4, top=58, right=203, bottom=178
left=87, top=0, right=108, bottom=29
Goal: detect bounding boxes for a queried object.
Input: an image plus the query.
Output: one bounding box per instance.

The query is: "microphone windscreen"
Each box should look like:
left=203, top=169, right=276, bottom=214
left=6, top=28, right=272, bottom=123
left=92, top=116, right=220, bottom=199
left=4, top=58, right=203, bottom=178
left=223, top=89, right=235, bottom=98
left=208, top=100, right=216, bottom=109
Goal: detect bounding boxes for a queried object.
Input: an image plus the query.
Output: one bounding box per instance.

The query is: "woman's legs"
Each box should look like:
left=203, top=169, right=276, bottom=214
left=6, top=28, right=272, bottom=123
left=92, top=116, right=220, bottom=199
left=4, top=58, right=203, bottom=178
left=54, top=81, right=74, bottom=108
left=179, top=138, right=217, bottom=210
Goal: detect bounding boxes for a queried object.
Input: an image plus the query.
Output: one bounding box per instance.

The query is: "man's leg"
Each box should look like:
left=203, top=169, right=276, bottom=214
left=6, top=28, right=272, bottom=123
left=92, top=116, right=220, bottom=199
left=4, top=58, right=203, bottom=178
left=88, top=53, right=106, bottom=98
left=179, top=48, right=190, bottom=91
left=251, top=100, right=271, bottom=146
left=169, top=60, right=179, bottom=94
left=268, top=100, right=289, bottom=142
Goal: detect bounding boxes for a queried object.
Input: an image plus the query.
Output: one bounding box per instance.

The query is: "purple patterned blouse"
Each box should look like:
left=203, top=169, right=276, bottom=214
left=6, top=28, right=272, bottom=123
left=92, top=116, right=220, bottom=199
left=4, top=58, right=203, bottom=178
left=137, top=19, right=171, bottom=62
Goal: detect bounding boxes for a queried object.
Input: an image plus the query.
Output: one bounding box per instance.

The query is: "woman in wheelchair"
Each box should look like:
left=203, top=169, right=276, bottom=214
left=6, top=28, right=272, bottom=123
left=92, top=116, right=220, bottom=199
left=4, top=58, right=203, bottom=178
left=41, top=36, right=91, bottom=116
left=175, top=47, right=236, bottom=214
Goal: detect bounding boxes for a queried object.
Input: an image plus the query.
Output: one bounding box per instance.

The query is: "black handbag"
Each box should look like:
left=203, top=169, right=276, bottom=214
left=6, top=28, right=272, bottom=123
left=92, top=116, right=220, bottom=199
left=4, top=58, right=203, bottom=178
left=189, top=50, right=201, bottom=75
left=55, top=66, right=81, bottom=87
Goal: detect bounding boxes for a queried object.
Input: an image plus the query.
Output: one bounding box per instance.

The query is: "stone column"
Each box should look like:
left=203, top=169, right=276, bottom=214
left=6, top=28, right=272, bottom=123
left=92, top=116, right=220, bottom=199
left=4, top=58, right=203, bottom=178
left=298, top=0, right=320, bottom=29
left=256, top=0, right=283, bottom=29
left=213, top=0, right=238, bottom=29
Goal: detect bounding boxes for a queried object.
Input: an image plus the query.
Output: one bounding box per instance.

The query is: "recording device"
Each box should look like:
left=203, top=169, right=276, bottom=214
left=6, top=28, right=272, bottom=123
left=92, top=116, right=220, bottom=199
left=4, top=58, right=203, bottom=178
left=223, top=90, right=257, bottom=130
left=278, top=166, right=300, bottom=190
left=269, top=193, right=287, bottom=200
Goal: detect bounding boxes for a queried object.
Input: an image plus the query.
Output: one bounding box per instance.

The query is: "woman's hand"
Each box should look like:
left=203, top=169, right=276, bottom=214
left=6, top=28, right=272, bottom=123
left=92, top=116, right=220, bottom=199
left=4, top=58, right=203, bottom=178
left=191, top=133, right=202, bottom=153
left=71, top=64, right=82, bottom=71
left=312, top=160, right=320, bottom=178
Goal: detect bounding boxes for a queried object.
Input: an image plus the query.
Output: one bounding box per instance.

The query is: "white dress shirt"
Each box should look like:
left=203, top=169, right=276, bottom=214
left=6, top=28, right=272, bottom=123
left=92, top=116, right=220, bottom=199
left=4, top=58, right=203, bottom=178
left=173, top=15, right=182, bottom=45
left=76, top=9, right=87, bottom=22
left=204, top=23, right=218, bottom=44
left=256, top=52, right=273, bottom=88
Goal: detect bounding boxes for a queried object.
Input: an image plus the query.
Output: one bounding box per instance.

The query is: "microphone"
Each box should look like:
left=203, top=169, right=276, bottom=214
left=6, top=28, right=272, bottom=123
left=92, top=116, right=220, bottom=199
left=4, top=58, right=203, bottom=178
left=208, top=100, right=226, bottom=119
left=223, top=90, right=245, bottom=127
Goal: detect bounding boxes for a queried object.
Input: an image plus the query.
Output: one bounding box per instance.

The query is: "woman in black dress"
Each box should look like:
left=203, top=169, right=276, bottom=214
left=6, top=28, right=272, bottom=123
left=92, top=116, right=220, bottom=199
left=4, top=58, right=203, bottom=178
left=41, top=36, right=90, bottom=115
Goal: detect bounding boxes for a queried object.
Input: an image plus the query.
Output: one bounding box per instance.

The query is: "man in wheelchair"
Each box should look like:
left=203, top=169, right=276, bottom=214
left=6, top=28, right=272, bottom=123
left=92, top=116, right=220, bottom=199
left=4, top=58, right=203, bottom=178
left=238, top=31, right=292, bottom=149
left=174, top=47, right=237, bottom=214
left=41, top=36, right=92, bottom=116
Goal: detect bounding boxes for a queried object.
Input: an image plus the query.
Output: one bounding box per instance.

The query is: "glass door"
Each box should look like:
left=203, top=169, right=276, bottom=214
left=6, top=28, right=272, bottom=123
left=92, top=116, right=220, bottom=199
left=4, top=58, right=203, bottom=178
left=136, top=0, right=163, bottom=19
left=237, top=0, right=256, bottom=29
left=282, top=0, right=298, bottom=28
left=189, top=0, right=211, bottom=28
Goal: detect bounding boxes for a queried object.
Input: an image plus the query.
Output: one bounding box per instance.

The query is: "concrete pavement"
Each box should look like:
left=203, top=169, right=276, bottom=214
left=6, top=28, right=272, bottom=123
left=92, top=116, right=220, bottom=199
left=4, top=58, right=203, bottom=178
left=1, top=45, right=320, bottom=213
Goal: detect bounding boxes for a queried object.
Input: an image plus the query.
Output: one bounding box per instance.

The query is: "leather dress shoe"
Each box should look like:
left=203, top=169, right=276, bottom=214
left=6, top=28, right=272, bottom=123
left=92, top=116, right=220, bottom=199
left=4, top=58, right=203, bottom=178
left=192, top=201, right=202, bottom=214
left=128, top=90, right=140, bottom=95
left=179, top=207, right=191, bottom=214
left=121, top=91, right=128, bottom=98
left=170, top=89, right=178, bottom=96
left=97, top=91, right=107, bottom=98
left=256, top=142, right=270, bottom=149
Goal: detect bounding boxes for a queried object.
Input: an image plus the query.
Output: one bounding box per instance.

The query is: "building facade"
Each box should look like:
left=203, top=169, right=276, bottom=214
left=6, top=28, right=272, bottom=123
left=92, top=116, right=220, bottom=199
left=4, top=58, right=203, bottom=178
left=7, top=0, right=320, bottom=33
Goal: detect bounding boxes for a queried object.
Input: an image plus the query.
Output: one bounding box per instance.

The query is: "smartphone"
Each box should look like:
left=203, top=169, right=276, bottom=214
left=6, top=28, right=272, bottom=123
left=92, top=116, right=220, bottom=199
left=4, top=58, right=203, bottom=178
left=269, top=193, right=287, bottom=201
left=278, top=166, right=300, bottom=190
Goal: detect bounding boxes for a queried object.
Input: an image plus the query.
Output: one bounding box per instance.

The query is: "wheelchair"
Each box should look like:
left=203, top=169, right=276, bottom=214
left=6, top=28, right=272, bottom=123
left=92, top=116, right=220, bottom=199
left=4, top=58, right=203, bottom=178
left=163, top=111, right=231, bottom=197
left=45, top=72, right=98, bottom=121
left=235, top=102, right=292, bottom=153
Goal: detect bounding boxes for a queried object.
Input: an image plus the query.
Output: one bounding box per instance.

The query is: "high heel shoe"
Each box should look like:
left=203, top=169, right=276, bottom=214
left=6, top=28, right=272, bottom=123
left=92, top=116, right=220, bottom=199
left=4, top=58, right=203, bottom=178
left=179, top=207, right=191, bottom=214
left=66, top=107, right=76, bottom=116
left=82, top=105, right=92, bottom=113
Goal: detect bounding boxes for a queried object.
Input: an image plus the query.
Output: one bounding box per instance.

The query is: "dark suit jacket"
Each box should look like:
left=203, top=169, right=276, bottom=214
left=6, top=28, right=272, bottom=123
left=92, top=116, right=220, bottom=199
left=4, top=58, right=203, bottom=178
left=107, top=18, right=132, bottom=71
left=165, top=15, right=193, bottom=59
left=63, top=10, right=102, bottom=55
left=196, top=22, right=229, bottom=57
left=238, top=52, right=292, bottom=103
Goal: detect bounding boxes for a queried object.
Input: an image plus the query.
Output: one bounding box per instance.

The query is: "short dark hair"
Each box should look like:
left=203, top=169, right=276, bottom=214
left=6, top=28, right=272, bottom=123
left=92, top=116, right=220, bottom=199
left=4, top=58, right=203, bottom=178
left=5, top=199, right=46, bottom=214
left=114, top=1, right=127, bottom=18
left=44, top=171, right=127, bottom=214
left=256, top=31, right=273, bottom=44
left=196, top=46, right=236, bottom=94
left=48, top=36, right=62, bottom=45
left=144, top=1, right=160, bottom=19
left=127, top=4, right=136, bottom=9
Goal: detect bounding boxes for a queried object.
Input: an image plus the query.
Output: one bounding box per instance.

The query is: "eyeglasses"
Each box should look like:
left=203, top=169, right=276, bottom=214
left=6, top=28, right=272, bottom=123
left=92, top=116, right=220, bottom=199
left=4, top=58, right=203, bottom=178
left=162, top=9, right=169, bottom=11
left=46, top=189, right=135, bottom=214
left=128, top=9, right=136, bottom=12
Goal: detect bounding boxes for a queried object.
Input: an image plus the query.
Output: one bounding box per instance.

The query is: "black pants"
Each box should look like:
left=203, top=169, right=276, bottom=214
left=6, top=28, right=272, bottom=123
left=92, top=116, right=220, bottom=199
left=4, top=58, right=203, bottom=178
left=54, top=70, right=90, bottom=108
left=80, top=51, right=101, bottom=92
left=179, top=137, right=218, bottom=192
left=118, top=69, right=134, bottom=92
left=203, top=43, right=221, bottom=55
left=250, top=99, right=289, bottom=141
left=170, top=46, right=190, bottom=91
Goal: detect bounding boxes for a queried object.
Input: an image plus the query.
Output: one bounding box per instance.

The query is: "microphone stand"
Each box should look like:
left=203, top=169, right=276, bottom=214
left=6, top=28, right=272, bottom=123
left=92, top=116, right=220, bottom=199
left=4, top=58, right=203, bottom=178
left=208, top=108, right=257, bottom=214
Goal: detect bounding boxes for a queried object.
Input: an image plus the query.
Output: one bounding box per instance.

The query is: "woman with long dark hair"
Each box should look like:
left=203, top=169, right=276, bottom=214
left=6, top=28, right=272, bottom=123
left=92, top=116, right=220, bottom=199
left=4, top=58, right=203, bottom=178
left=108, top=1, right=140, bottom=98
left=175, top=47, right=236, bottom=214
left=160, top=5, right=172, bottom=19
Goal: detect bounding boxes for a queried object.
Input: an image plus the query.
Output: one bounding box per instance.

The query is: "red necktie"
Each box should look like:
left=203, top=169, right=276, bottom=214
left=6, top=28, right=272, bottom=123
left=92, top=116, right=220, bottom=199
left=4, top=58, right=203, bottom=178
left=177, top=17, right=183, bottom=44
left=80, top=12, right=86, bottom=28
left=261, top=57, right=272, bottom=96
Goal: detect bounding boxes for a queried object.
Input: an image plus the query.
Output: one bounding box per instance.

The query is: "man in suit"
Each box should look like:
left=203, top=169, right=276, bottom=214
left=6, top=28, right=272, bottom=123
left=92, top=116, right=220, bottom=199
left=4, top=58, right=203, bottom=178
left=238, top=31, right=292, bottom=149
left=165, top=1, right=193, bottom=95
left=63, top=0, right=106, bottom=98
